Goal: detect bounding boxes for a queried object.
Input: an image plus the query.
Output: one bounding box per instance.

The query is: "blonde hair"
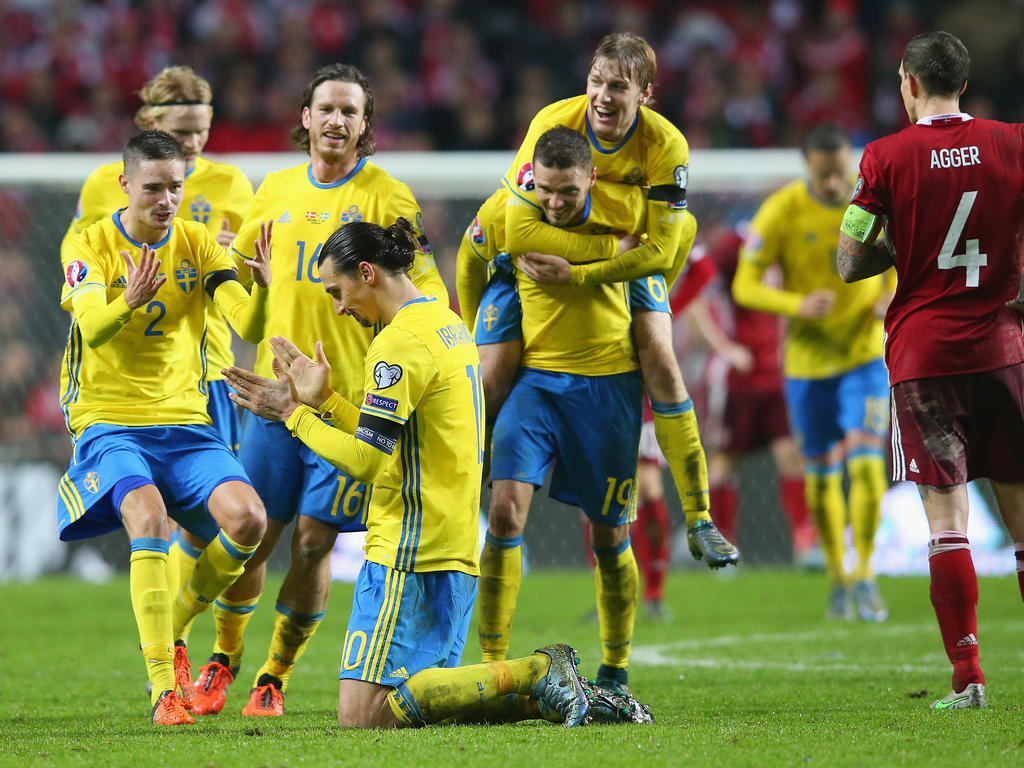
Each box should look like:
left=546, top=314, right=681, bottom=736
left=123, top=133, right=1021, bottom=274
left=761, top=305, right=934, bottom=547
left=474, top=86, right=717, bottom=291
left=590, top=32, right=657, bottom=93
left=134, top=66, right=213, bottom=129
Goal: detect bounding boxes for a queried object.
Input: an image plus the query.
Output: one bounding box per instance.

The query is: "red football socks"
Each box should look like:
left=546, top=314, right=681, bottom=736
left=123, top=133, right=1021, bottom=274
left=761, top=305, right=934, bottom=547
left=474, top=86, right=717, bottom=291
left=928, top=532, right=983, bottom=692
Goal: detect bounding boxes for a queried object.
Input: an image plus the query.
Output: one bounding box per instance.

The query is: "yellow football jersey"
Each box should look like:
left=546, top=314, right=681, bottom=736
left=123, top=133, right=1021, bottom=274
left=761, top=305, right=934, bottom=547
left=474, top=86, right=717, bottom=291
left=736, top=179, right=888, bottom=379
left=60, top=216, right=239, bottom=437
left=459, top=186, right=639, bottom=376
left=286, top=297, right=482, bottom=574
left=60, top=156, right=254, bottom=379
left=232, top=159, right=448, bottom=406
left=503, top=94, right=692, bottom=284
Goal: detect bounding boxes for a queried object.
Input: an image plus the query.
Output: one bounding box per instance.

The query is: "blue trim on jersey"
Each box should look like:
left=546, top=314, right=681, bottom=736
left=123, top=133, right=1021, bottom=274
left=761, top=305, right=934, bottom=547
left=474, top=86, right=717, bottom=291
left=485, top=532, right=523, bottom=549
left=113, top=209, right=172, bottom=250
left=198, top=328, right=209, bottom=397
left=130, top=537, right=170, bottom=554
left=216, top=529, right=252, bottom=562
left=585, top=112, right=639, bottom=155
left=501, top=177, right=543, bottom=211
left=171, top=528, right=204, bottom=559
left=274, top=600, right=325, bottom=622
left=847, top=445, right=886, bottom=460
left=397, top=296, right=437, bottom=312
left=361, top=404, right=408, bottom=423
left=185, top=164, right=196, bottom=179
left=306, top=157, right=367, bottom=189
left=214, top=599, right=258, bottom=614
left=562, top=191, right=592, bottom=227
left=592, top=538, right=631, bottom=558
left=651, top=398, right=694, bottom=416
left=61, top=321, right=83, bottom=438
left=397, top=413, right=424, bottom=571
left=806, top=462, right=844, bottom=476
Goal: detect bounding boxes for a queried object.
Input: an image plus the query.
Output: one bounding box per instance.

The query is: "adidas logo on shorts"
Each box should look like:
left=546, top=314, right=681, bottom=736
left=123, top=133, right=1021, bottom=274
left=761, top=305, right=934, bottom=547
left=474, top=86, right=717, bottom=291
left=908, top=458, right=919, bottom=473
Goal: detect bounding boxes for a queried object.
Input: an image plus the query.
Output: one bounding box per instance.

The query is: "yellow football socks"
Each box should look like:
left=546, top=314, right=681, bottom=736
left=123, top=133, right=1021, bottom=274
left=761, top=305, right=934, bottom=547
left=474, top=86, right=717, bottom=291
left=478, top=532, right=523, bottom=662
left=387, top=655, right=548, bottom=726
left=212, top=595, right=260, bottom=669
left=172, top=530, right=258, bottom=640
left=252, top=604, right=323, bottom=691
left=593, top=541, right=638, bottom=669
left=129, top=539, right=175, bottom=706
left=847, top=451, right=888, bottom=582
left=805, top=465, right=848, bottom=586
left=652, top=399, right=711, bottom=527
left=166, top=529, right=202, bottom=643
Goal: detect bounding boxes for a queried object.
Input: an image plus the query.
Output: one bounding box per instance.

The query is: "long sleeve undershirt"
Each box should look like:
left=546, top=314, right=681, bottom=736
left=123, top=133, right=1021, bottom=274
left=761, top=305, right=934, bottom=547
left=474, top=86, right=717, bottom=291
left=285, top=403, right=389, bottom=482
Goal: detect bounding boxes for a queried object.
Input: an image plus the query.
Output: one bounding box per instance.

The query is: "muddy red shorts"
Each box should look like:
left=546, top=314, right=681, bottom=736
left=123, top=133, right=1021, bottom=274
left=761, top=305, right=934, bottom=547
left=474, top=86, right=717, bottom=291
left=890, top=363, right=1024, bottom=485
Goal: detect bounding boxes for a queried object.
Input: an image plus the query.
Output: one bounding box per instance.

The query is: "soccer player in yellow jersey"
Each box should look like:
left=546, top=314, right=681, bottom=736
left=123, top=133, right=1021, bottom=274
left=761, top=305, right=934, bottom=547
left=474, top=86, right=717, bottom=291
left=482, top=33, right=736, bottom=577
left=56, top=131, right=271, bottom=725
left=224, top=217, right=651, bottom=728
left=732, top=123, right=893, bottom=622
left=191, top=64, right=448, bottom=718
left=57, top=67, right=255, bottom=691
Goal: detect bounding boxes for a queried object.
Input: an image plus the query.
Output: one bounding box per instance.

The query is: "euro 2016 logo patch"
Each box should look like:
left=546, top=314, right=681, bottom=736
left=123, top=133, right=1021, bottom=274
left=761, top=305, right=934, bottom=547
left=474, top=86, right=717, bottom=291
left=66, top=260, right=89, bottom=288
left=175, top=259, right=198, bottom=294
left=517, top=162, right=535, bottom=192
left=373, top=361, right=403, bottom=389
left=470, top=217, right=485, bottom=245
left=84, top=472, right=100, bottom=493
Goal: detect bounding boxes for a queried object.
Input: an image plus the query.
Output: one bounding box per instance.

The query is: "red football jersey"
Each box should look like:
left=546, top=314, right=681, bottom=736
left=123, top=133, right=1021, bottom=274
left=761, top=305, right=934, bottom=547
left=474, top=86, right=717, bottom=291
left=851, top=114, right=1024, bottom=385
left=709, top=229, right=784, bottom=391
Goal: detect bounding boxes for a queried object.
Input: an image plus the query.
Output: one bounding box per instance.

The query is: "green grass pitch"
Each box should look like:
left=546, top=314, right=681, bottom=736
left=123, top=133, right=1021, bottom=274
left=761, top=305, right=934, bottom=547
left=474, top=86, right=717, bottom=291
left=2, top=569, right=1022, bottom=768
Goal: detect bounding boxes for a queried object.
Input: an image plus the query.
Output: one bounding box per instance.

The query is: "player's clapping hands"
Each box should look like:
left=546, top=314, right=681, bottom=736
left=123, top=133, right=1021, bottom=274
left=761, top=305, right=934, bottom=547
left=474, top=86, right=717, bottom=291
left=223, top=362, right=300, bottom=423
left=121, top=243, right=167, bottom=308
left=244, top=220, right=273, bottom=288
left=270, top=337, right=333, bottom=409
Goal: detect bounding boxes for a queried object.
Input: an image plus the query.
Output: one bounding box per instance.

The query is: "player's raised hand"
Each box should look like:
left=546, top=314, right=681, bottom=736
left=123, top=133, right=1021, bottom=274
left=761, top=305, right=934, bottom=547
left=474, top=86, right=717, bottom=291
left=270, top=336, right=333, bottom=408
left=797, top=288, right=836, bottom=318
left=121, top=243, right=167, bottom=308
left=222, top=364, right=299, bottom=422
left=246, top=219, right=273, bottom=288
left=517, top=251, right=571, bottom=285
left=216, top=218, right=237, bottom=249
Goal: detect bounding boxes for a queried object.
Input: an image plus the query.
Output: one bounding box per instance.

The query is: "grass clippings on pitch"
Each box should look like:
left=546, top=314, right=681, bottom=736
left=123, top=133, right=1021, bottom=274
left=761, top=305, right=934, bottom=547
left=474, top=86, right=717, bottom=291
left=1, top=568, right=1022, bottom=768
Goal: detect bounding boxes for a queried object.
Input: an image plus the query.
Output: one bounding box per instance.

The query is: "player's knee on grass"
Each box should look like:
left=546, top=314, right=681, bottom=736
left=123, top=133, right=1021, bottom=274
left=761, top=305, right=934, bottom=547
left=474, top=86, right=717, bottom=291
left=338, top=680, right=402, bottom=729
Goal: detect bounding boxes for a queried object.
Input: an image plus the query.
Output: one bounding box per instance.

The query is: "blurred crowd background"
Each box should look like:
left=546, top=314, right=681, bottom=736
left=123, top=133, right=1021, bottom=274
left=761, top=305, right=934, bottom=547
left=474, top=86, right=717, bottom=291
left=3, top=0, right=1024, bottom=155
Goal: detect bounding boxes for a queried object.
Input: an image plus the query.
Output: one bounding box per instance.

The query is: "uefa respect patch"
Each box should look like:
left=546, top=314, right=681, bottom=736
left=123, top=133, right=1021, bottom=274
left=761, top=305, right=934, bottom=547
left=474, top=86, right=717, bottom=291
left=365, top=392, right=399, bottom=412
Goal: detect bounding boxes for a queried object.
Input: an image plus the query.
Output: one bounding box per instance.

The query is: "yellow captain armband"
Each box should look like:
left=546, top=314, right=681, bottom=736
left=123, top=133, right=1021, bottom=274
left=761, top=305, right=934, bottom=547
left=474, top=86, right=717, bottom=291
left=840, top=205, right=882, bottom=244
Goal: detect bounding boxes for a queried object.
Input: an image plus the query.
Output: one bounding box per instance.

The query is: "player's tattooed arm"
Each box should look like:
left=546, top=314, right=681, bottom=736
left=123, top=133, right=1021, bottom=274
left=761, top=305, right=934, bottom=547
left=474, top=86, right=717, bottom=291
left=837, top=232, right=894, bottom=283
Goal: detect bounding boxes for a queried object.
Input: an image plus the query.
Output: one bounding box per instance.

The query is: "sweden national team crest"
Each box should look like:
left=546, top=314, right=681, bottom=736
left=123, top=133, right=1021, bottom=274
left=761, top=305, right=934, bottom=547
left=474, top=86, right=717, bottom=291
left=84, top=472, right=100, bottom=493
left=482, top=304, right=499, bottom=331
left=470, top=217, right=485, bottom=245
left=176, top=259, right=198, bottom=294
left=373, top=361, right=403, bottom=389
left=341, top=205, right=363, bottom=223
left=517, top=162, right=535, bottom=192
left=66, top=260, right=89, bottom=288
left=191, top=194, right=211, bottom=224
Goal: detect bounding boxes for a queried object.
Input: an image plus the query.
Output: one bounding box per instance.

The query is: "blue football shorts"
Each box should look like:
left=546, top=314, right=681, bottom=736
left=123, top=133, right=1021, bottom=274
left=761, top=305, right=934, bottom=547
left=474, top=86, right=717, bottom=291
left=338, top=560, right=477, bottom=686
left=238, top=411, right=368, bottom=532
left=784, top=358, right=890, bottom=458
left=491, top=367, right=643, bottom=525
left=207, top=379, right=240, bottom=452
left=57, top=423, right=252, bottom=542
left=474, top=253, right=522, bottom=345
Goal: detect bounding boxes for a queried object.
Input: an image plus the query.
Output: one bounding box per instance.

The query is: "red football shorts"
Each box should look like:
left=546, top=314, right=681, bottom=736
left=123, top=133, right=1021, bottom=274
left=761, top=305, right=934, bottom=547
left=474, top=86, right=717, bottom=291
left=890, top=363, right=1024, bottom=485
left=720, top=386, right=791, bottom=454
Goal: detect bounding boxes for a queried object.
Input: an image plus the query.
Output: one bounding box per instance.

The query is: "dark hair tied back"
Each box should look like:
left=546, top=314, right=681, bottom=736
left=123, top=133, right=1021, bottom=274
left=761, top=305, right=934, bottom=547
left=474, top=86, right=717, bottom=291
left=318, top=217, right=418, bottom=275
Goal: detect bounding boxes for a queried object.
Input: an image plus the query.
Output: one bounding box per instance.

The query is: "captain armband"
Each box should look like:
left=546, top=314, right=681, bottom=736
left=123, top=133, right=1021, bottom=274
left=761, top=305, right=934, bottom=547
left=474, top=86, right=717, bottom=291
left=839, top=205, right=882, bottom=244
left=205, top=269, right=238, bottom=298
left=649, top=183, right=687, bottom=209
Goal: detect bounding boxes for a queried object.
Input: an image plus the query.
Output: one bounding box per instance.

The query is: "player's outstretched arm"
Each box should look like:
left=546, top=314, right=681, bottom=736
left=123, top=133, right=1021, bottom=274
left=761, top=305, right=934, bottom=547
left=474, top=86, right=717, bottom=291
left=211, top=220, right=273, bottom=343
